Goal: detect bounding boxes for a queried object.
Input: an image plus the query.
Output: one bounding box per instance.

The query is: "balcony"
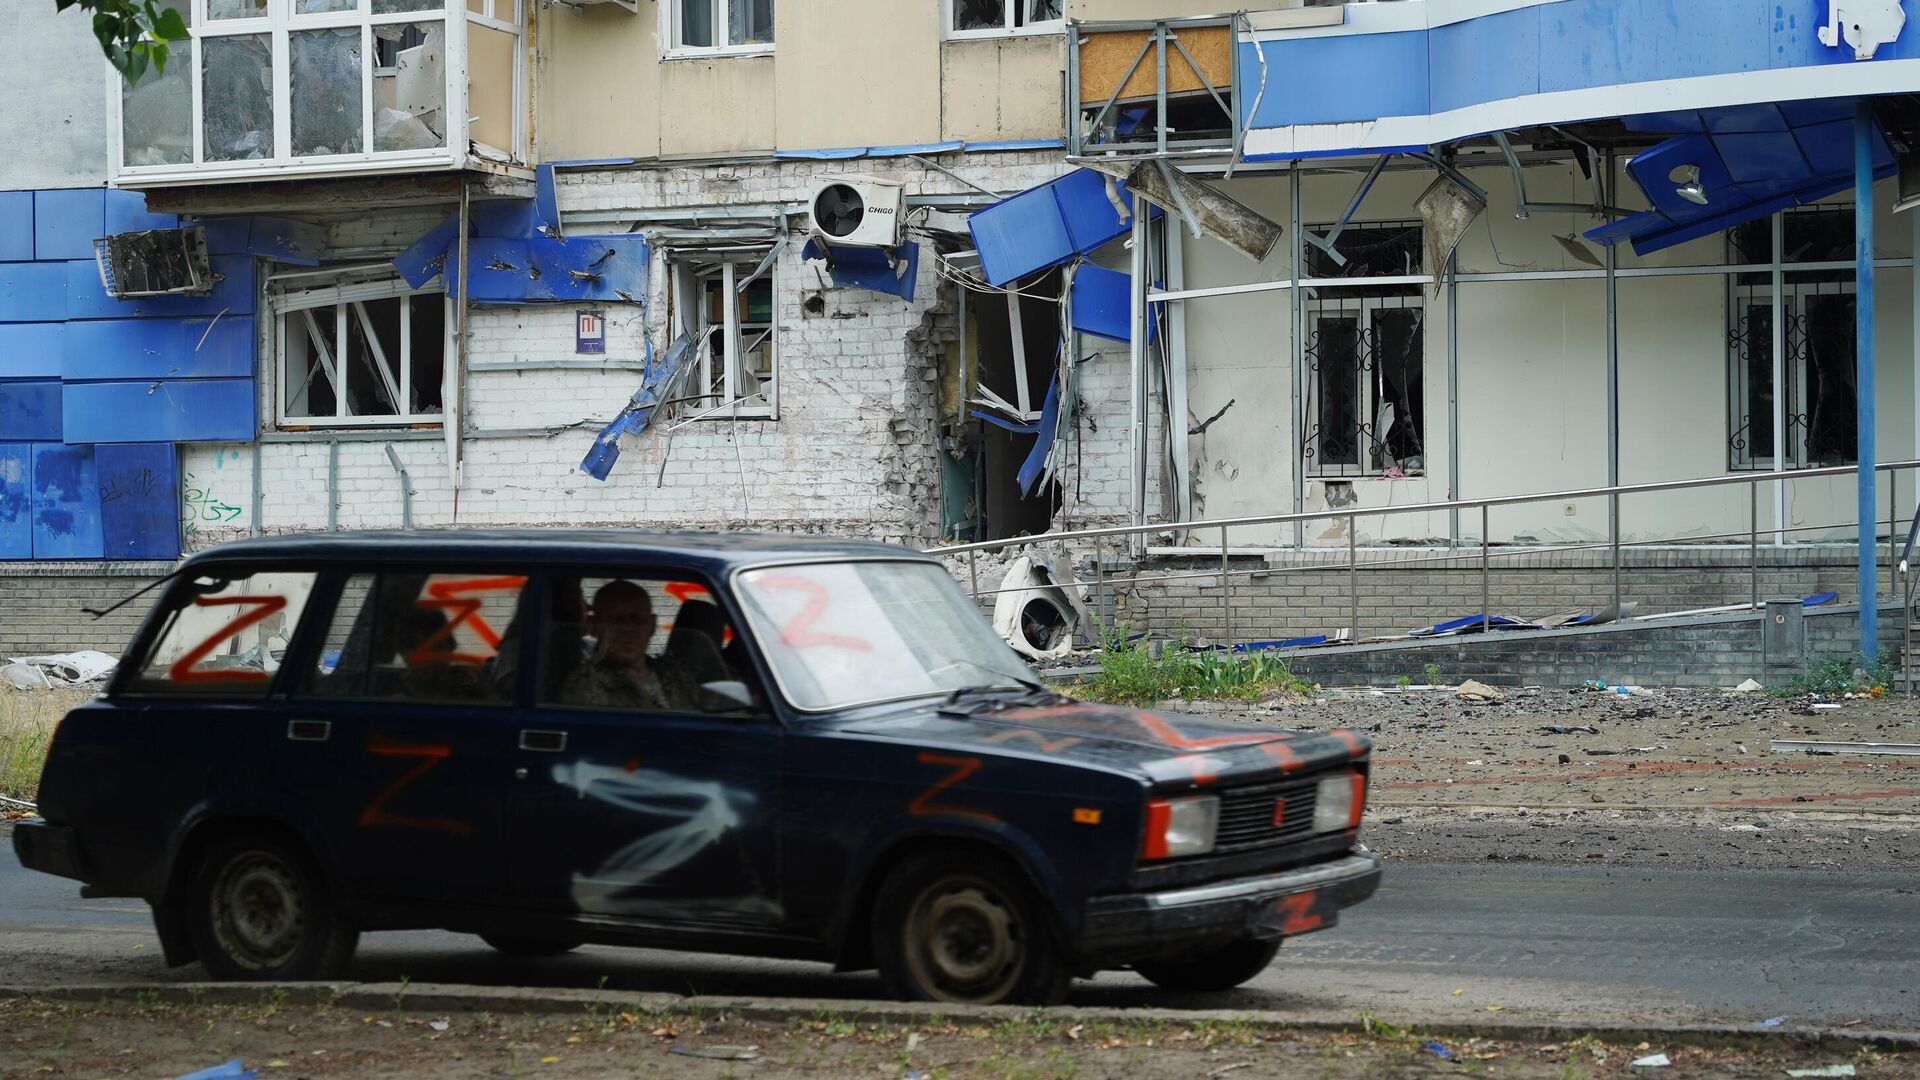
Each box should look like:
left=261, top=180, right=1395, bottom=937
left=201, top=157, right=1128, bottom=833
left=113, top=0, right=527, bottom=187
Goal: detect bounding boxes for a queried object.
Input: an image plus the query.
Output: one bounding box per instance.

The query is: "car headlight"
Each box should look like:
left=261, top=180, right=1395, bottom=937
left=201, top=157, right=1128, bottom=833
left=1314, top=771, right=1367, bottom=833
left=1142, top=795, right=1219, bottom=860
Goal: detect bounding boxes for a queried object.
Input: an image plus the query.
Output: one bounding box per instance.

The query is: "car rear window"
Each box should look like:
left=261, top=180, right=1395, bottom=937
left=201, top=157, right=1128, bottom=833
left=128, top=570, right=319, bottom=694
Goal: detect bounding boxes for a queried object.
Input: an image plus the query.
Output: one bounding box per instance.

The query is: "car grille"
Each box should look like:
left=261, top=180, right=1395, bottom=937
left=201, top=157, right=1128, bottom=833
left=1214, top=774, right=1322, bottom=852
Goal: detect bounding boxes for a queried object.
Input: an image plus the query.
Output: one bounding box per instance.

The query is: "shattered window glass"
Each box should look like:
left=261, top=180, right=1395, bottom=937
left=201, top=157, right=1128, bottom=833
left=373, top=22, right=446, bottom=151
left=953, top=0, right=1004, bottom=31
left=729, top=0, right=773, bottom=45
left=202, top=35, right=275, bottom=161
left=130, top=571, right=318, bottom=695
left=372, top=0, right=441, bottom=11
left=296, top=0, right=359, bottom=12
left=291, top=28, right=365, bottom=157
left=680, top=0, right=716, bottom=47
left=207, top=0, right=266, bottom=19
left=121, top=0, right=192, bottom=167
left=1020, top=0, right=1061, bottom=25
left=280, top=287, right=444, bottom=425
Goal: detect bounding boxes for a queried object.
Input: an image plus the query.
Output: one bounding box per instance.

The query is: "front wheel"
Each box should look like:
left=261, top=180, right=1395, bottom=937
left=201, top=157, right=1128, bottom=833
left=1134, top=937, right=1280, bottom=992
left=872, top=852, right=1069, bottom=1006
left=186, top=832, right=358, bottom=981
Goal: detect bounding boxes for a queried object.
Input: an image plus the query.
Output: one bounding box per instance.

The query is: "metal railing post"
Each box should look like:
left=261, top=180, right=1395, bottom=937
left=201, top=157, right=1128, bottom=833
left=1610, top=492, right=1623, bottom=615
left=1220, top=524, right=1233, bottom=650
left=1093, top=540, right=1106, bottom=641
left=1348, top=515, right=1359, bottom=642
left=1750, top=479, right=1760, bottom=611
left=968, top=548, right=979, bottom=604
left=1481, top=504, right=1491, bottom=633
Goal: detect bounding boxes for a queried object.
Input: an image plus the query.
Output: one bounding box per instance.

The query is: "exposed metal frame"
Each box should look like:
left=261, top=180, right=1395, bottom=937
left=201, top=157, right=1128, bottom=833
left=1065, top=14, right=1241, bottom=159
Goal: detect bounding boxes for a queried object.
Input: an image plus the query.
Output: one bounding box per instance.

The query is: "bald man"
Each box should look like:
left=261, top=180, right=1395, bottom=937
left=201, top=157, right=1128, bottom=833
left=562, top=581, right=693, bottom=711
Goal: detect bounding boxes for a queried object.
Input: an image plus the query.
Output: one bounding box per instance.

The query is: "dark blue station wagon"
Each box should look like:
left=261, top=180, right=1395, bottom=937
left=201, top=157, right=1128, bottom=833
left=14, top=531, right=1380, bottom=1005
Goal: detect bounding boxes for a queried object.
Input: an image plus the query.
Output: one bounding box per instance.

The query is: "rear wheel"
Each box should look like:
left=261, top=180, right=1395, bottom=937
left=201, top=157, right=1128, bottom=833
left=873, top=851, right=1069, bottom=1006
left=481, top=934, right=582, bottom=958
left=1134, top=937, right=1280, bottom=992
left=187, top=832, right=357, bottom=981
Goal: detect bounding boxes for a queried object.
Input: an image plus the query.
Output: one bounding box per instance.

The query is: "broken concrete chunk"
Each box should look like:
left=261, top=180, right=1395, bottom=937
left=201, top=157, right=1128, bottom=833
left=1454, top=680, right=1503, bottom=704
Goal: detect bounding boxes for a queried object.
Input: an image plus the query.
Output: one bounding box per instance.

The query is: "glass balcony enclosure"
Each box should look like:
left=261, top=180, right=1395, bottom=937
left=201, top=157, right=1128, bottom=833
left=113, top=0, right=525, bottom=184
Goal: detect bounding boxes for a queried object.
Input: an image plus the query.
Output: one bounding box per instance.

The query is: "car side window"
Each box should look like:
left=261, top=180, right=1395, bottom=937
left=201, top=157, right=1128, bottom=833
left=128, top=570, right=318, bottom=695
left=301, top=571, right=527, bottom=705
left=539, top=575, right=755, bottom=713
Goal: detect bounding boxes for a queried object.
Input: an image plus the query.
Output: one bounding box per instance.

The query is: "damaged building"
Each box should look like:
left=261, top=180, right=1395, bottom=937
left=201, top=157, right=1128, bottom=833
left=5, top=0, right=1920, bottom=672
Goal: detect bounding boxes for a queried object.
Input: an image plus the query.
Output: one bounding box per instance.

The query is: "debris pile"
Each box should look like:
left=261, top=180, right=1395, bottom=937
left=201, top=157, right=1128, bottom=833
left=1, top=651, right=117, bottom=691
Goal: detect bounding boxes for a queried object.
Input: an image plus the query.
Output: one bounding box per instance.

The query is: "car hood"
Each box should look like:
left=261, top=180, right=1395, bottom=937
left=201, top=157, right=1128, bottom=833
left=835, top=699, right=1368, bottom=790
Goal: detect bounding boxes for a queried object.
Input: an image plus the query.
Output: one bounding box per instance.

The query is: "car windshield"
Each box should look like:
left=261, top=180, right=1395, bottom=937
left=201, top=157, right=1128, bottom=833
left=733, top=560, right=1038, bottom=711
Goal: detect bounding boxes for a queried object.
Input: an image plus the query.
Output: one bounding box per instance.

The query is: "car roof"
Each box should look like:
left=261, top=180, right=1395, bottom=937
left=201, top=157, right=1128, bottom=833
left=178, top=529, right=926, bottom=578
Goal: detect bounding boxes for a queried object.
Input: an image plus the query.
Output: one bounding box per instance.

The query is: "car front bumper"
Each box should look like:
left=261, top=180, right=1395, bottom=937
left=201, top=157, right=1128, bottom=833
left=11, top=819, right=85, bottom=882
left=1079, top=850, right=1382, bottom=955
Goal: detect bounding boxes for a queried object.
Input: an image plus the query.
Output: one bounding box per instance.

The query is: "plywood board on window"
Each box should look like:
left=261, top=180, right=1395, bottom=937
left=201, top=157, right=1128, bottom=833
left=1075, top=24, right=1230, bottom=105
left=467, top=22, right=519, bottom=157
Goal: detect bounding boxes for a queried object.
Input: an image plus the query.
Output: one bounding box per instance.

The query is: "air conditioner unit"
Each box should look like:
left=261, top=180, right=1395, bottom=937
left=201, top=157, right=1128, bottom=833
left=808, top=176, right=906, bottom=249
left=93, top=227, right=212, bottom=298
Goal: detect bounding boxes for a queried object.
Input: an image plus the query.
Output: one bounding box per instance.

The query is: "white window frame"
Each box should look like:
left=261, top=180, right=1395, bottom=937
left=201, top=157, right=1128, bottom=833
left=661, top=0, right=774, bottom=59
left=108, top=0, right=527, bottom=185
left=668, top=252, right=779, bottom=421
left=943, top=0, right=1064, bottom=40
left=273, top=275, right=453, bottom=429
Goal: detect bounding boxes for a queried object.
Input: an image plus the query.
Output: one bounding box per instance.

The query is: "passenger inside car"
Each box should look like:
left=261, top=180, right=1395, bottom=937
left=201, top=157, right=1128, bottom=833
left=558, top=580, right=698, bottom=711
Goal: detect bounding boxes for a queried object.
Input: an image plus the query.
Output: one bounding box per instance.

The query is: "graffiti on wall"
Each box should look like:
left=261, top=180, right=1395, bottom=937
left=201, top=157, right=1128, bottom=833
left=182, top=456, right=247, bottom=540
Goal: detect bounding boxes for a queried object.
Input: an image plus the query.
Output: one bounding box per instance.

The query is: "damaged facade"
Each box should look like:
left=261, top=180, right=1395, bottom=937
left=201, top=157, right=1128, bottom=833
left=6, top=0, right=1920, bottom=658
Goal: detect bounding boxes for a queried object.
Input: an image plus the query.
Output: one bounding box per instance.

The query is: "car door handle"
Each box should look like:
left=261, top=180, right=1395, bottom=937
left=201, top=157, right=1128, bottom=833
left=286, top=719, right=332, bottom=742
left=519, top=729, right=567, bottom=753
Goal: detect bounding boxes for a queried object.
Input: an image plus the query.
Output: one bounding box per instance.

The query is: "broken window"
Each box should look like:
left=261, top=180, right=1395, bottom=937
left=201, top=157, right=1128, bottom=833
left=120, top=0, right=192, bottom=167
left=202, top=34, right=274, bottom=161
left=947, top=0, right=1063, bottom=35
left=666, top=253, right=778, bottom=419
left=373, top=22, right=448, bottom=151
left=672, top=0, right=774, bottom=52
left=275, top=275, right=448, bottom=427
left=956, top=271, right=1062, bottom=539
left=1303, top=222, right=1426, bottom=477
left=291, top=27, right=364, bottom=156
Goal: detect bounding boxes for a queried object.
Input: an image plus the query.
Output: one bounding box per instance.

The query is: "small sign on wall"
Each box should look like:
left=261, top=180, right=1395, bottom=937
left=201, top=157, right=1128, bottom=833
left=576, top=309, right=606, bottom=355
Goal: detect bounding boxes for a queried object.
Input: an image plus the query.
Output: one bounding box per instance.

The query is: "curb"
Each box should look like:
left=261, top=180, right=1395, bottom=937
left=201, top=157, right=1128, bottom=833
left=5, top=982, right=1917, bottom=1052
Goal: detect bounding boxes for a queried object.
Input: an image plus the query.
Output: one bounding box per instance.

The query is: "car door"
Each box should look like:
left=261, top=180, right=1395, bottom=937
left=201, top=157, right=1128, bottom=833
left=275, top=567, right=528, bottom=910
left=505, top=570, right=785, bottom=931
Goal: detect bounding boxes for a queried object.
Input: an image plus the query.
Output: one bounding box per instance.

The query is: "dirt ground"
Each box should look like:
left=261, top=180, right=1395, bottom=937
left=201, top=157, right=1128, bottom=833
left=0, top=996, right=1910, bottom=1080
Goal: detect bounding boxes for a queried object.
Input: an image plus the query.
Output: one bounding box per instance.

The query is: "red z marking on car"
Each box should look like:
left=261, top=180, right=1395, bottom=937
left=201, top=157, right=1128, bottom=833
left=167, top=595, right=287, bottom=683
left=754, top=575, right=872, bottom=652
left=409, top=575, right=526, bottom=666
left=907, top=752, right=998, bottom=824
left=979, top=729, right=1084, bottom=753
left=1259, top=741, right=1304, bottom=773
left=1275, top=891, right=1323, bottom=935
left=359, top=738, right=472, bottom=836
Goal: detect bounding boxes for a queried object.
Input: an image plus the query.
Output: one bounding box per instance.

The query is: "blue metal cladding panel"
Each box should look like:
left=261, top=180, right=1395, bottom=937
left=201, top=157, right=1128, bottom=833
left=0, top=192, right=33, bottom=262
left=1538, top=0, right=1774, bottom=94
left=1056, top=171, right=1145, bottom=255
left=104, top=189, right=177, bottom=235
left=30, top=441, right=103, bottom=559
left=969, top=183, right=1074, bottom=288
left=394, top=214, right=459, bottom=288
left=0, top=324, right=65, bottom=378
left=33, top=189, right=106, bottom=262
left=1429, top=8, right=1539, bottom=114
left=62, top=378, right=255, bottom=443
left=0, top=443, right=29, bottom=558
left=0, top=381, right=62, bottom=440
left=0, top=263, right=71, bottom=322
left=62, top=316, right=255, bottom=381
left=98, top=442, right=179, bottom=560
left=65, top=255, right=256, bottom=320
left=1238, top=31, right=1428, bottom=129
left=1069, top=264, right=1133, bottom=342
left=446, top=236, right=650, bottom=305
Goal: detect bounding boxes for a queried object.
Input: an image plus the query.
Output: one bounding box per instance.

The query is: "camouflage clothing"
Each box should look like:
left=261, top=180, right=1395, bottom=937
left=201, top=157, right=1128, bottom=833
left=560, top=656, right=694, bottom=712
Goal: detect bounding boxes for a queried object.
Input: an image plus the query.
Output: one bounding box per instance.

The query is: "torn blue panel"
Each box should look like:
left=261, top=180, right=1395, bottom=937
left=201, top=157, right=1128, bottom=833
left=34, top=189, right=106, bottom=261
left=1069, top=263, right=1138, bottom=342
left=1803, top=591, right=1839, bottom=607
left=581, top=332, right=694, bottom=481
left=0, top=192, right=33, bottom=262
left=0, top=382, right=62, bottom=440
left=65, top=255, right=256, bottom=320
left=245, top=216, right=326, bottom=265
left=776, top=147, right=869, bottom=160
left=1015, top=376, right=1061, bottom=497
left=472, top=200, right=537, bottom=239
left=105, top=189, right=177, bottom=235
left=800, top=238, right=919, bottom=300
left=868, top=141, right=965, bottom=158
left=394, top=214, right=460, bottom=288
left=200, top=218, right=252, bottom=255
left=1227, top=636, right=1331, bottom=653
left=0, top=442, right=29, bottom=558
left=1409, top=614, right=1535, bottom=637
left=98, top=442, right=179, bottom=560
left=969, top=409, right=1034, bottom=434
left=448, top=235, right=649, bottom=305
left=62, top=316, right=255, bottom=381
left=0, top=263, right=70, bottom=322
left=965, top=139, right=1066, bottom=152
left=31, top=442, right=102, bottom=558
left=968, top=169, right=1146, bottom=288
left=534, top=164, right=561, bottom=238
left=62, top=378, right=255, bottom=443
left=0, top=324, right=66, bottom=377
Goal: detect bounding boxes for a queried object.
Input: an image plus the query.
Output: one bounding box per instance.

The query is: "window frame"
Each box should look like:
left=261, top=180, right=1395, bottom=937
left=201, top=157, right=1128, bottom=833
left=1726, top=279, right=1860, bottom=470
left=942, top=0, right=1064, bottom=40
left=661, top=0, right=775, bottom=59
left=666, top=251, right=780, bottom=421
left=272, top=273, right=452, bottom=429
left=1299, top=219, right=1427, bottom=480
left=293, top=565, right=531, bottom=706
left=113, top=563, right=326, bottom=699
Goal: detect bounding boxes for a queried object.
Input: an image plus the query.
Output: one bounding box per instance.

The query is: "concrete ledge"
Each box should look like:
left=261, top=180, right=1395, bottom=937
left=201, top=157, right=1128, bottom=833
left=0, top=561, right=177, bottom=578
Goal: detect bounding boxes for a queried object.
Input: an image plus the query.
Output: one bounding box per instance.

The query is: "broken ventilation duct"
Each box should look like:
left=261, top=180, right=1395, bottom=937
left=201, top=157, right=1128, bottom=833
left=991, top=556, right=1084, bottom=661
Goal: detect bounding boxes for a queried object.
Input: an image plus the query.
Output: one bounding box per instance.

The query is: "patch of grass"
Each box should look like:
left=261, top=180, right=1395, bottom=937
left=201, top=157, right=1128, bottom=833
left=1774, top=651, right=1898, bottom=696
left=1075, top=627, right=1312, bottom=707
left=0, top=690, right=88, bottom=803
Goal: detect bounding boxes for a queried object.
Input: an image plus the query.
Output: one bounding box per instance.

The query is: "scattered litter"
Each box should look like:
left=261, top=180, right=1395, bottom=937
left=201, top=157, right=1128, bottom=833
left=1771, top=739, right=1920, bottom=757
left=1734, top=678, right=1765, bottom=693
left=1455, top=680, right=1504, bottom=704
left=1423, top=1041, right=1455, bottom=1060
left=1785, top=1067, right=1856, bottom=1078
left=1811, top=703, right=1843, bottom=711
left=1, top=663, right=51, bottom=691
left=1207, top=1064, right=1253, bottom=1078
left=174, top=1062, right=260, bottom=1080
left=428, top=1020, right=450, bottom=1032
left=903, top=1072, right=930, bottom=1080
left=1580, top=680, right=1610, bottom=692
left=263, top=1063, right=289, bottom=1071
left=1452, top=988, right=1464, bottom=996
left=904, top=1032, right=922, bottom=1053
left=1541, top=724, right=1601, bottom=735
left=6, top=650, right=118, bottom=685
left=669, top=1045, right=761, bottom=1061
left=1632, top=1053, right=1672, bottom=1068
left=1613, top=685, right=1656, bottom=697
left=1755, top=1016, right=1789, bottom=1027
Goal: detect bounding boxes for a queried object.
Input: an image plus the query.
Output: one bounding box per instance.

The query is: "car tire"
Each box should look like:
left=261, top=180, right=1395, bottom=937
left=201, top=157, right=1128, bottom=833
left=186, top=831, right=358, bottom=982
left=1134, top=937, right=1281, bottom=992
left=480, top=934, right=582, bottom=958
left=872, top=851, right=1069, bottom=1006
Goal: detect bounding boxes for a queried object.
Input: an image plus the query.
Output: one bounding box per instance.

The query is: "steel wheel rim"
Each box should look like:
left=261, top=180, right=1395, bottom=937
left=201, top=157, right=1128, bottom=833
left=210, top=851, right=306, bottom=970
left=902, top=874, right=1026, bottom=1003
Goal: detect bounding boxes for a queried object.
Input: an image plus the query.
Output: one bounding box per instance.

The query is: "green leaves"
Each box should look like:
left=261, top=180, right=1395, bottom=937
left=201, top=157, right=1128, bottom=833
left=59, top=0, right=192, bottom=81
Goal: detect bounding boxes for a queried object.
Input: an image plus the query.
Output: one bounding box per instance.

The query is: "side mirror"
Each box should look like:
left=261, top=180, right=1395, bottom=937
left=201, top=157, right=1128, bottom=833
left=698, top=680, right=758, bottom=714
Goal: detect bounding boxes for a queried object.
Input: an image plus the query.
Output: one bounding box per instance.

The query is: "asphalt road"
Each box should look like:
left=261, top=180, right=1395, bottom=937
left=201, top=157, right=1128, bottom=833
left=5, top=851, right=1916, bottom=1030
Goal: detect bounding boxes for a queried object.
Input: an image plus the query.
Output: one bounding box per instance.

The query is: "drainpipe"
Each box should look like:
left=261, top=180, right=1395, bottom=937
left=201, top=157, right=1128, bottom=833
left=384, top=443, right=413, bottom=529
left=326, top=439, right=339, bottom=532
left=1856, top=100, right=1879, bottom=660
left=1290, top=161, right=1305, bottom=549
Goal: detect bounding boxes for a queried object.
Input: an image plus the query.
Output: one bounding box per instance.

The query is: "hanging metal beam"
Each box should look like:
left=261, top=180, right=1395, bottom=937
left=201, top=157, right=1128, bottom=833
left=1856, top=100, right=1880, bottom=661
